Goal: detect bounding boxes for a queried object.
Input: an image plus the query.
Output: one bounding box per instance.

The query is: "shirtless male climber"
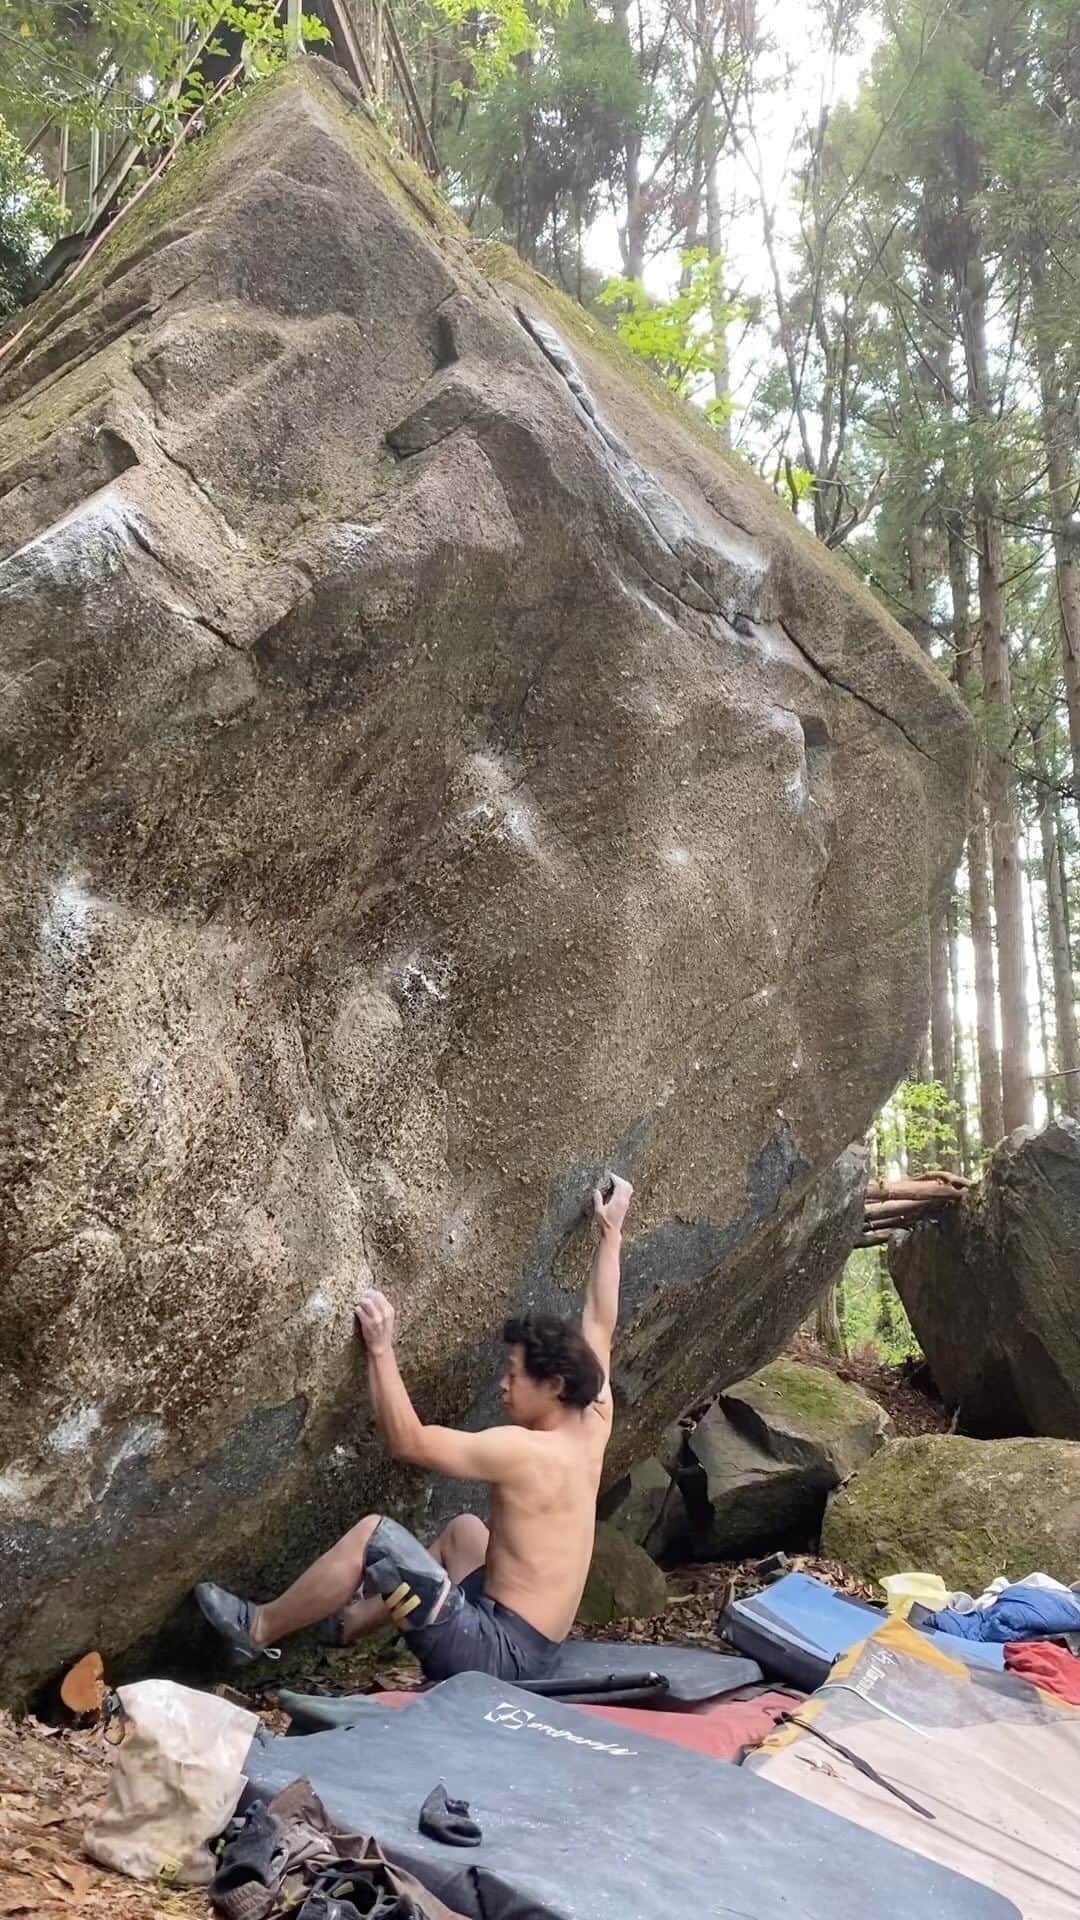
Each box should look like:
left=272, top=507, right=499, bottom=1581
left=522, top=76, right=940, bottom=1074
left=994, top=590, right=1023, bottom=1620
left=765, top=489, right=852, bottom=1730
left=195, top=1175, right=633, bottom=1683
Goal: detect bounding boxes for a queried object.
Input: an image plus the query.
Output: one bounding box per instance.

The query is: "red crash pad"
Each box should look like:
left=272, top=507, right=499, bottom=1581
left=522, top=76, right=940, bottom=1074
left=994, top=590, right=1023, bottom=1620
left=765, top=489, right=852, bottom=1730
left=365, top=1686, right=798, bottom=1760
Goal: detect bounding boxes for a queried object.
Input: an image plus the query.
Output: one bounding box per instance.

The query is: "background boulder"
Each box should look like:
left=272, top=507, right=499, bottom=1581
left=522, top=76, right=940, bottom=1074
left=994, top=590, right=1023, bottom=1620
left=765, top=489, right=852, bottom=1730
left=822, top=1433, right=1080, bottom=1591
left=598, top=1432, right=687, bottom=1559
left=0, top=65, right=970, bottom=1697
left=679, top=1358, right=891, bottom=1557
left=891, top=1119, right=1080, bottom=1439
left=577, top=1524, right=668, bottom=1626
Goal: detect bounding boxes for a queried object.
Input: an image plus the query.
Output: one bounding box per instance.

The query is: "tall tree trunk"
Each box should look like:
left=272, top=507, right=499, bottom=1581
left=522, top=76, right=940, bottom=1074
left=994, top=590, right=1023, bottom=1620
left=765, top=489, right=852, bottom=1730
left=1031, top=252, right=1080, bottom=799
left=947, top=893, right=972, bottom=1173
left=702, top=112, right=730, bottom=438
left=612, top=0, right=644, bottom=279
left=1058, top=825, right=1076, bottom=974
left=908, top=520, right=933, bottom=654
left=960, top=257, right=1032, bottom=1133
left=815, top=1279, right=845, bottom=1357
left=692, top=0, right=730, bottom=440
left=1041, top=793, right=1080, bottom=1121
left=929, top=908, right=957, bottom=1167
left=949, top=514, right=1004, bottom=1151
left=1027, top=843, right=1054, bottom=1124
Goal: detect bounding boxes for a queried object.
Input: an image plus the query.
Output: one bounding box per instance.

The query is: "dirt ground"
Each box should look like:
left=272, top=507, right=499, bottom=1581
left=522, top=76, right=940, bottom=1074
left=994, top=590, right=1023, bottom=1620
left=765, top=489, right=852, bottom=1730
left=0, top=1709, right=204, bottom=1919
left=0, top=1341, right=933, bottom=1913
left=0, top=1551, right=877, bottom=1920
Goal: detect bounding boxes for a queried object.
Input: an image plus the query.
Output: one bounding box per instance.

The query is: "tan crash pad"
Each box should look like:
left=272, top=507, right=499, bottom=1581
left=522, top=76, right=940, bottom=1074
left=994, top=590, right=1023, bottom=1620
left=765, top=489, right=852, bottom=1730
left=748, top=1618, right=1080, bottom=1919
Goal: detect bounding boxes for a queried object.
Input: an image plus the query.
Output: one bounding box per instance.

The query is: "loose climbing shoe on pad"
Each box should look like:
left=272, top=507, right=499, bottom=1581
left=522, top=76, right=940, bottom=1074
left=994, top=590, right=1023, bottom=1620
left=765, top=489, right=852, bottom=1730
left=196, top=1582, right=280, bottom=1666
left=210, top=1802, right=290, bottom=1920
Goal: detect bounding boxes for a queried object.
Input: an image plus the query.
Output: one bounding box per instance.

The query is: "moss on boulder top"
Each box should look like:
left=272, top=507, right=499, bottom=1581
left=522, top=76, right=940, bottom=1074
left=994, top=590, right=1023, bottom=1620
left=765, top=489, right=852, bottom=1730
left=822, top=1433, right=1080, bottom=1592
left=722, top=1356, right=891, bottom=1481
left=675, top=1356, right=890, bottom=1559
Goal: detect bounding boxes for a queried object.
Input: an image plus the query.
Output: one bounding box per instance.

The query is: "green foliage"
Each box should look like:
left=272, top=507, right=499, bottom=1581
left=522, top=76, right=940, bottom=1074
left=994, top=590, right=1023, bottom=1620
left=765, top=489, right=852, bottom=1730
left=0, top=110, right=65, bottom=316
left=597, top=248, right=743, bottom=417
left=0, top=1, right=329, bottom=145
left=840, top=1249, right=919, bottom=1365
left=431, top=0, right=567, bottom=93
left=878, top=1078, right=960, bottom=1169
left=441, top=0, right=641, bottom=279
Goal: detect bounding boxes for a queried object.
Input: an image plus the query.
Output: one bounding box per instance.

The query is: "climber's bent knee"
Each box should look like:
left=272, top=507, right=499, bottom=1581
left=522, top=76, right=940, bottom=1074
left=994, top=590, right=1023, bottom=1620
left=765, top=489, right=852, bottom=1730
left=362, top=1516, right=457, bottom=1631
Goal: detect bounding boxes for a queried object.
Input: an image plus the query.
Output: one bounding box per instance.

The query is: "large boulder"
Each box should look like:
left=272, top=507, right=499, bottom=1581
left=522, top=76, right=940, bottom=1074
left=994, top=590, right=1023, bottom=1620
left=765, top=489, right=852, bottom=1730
left=891, top=1119, right=1080, bottom=1439
left=822, top=1434, right=1080, bottom=1592
left=577, top=1523, right=668, bottom=1626
left=0, top=64, right=971, bottom=1698
left=680, top=1358, right=890, bottom=1556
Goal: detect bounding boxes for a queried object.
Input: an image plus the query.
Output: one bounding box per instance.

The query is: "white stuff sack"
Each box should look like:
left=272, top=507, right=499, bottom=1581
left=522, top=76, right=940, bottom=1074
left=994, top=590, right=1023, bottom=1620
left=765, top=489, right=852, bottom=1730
left=84, top=1678, right=258, bottom=1885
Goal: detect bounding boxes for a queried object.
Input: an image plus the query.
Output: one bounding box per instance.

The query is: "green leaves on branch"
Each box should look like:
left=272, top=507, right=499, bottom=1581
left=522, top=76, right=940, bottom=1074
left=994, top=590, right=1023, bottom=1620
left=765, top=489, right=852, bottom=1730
left=431, top=0, right=568, bottom=93
left=878, top=1079, right=961, bottom=1167
left=0, top=1, right=329, bottom=142
left=0, top=110, right=64, bottom=316
left=597, top=248, right=743, bottom=422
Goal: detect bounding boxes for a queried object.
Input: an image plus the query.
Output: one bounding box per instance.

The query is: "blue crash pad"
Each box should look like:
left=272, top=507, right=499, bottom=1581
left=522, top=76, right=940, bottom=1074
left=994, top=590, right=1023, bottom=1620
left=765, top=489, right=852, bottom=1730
left=244, top=1671, right=1017, bottom=1920
left=722, top=1572, right=1007, bottom=1690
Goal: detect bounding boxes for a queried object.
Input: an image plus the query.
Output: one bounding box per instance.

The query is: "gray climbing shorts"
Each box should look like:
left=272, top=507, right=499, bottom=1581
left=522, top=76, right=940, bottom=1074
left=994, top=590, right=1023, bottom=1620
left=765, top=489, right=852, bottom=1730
left=406, top=1564, right=562, bottom=1684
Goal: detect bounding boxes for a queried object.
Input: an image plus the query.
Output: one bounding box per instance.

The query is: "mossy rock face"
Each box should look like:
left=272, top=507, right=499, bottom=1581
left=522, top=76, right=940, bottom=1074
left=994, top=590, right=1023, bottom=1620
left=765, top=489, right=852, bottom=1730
left=0, top=57, right=970, bottom=1700
left=822, top=1433, right=1080, bottom=1592
left=577, top=1523, right=667, bottom=1626
left=679, top=1357, right=889, bottom=1558
left=721, top=1357, right=891, bottom=1481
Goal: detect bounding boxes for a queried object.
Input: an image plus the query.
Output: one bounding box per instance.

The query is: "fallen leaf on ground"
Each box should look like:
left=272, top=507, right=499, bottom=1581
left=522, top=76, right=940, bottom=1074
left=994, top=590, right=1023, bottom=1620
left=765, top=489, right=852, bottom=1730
left=60, top=1652, right=106, bottom=1719
left=52, top=1860, right=91, bottom=1899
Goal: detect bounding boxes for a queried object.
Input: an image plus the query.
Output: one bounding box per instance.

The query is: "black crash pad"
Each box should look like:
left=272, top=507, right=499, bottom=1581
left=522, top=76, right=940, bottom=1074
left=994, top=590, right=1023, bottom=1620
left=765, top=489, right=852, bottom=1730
left=244, top=1671, right=1018, bottom=1920
left=279, top=1640, right=763, bottom=1731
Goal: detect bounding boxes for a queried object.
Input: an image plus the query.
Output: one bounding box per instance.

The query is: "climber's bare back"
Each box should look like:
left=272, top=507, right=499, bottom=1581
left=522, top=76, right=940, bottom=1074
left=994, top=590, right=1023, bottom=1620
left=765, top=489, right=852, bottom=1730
left=483, top=1390, right=613, bottom=1640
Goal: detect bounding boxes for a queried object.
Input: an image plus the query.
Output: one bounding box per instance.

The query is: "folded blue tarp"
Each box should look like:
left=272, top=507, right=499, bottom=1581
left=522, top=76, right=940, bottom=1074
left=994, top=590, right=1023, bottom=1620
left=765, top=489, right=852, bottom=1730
left=722, top=1572, right=1006, bottom=1690
left=924, top=1583, right=1080, bottom=1643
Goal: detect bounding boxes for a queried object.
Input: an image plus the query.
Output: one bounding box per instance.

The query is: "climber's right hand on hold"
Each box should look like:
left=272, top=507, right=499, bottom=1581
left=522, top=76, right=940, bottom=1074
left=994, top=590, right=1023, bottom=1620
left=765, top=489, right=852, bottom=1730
left=355, top=1288, right=396, bottom=1353
left=593, top=1174, right=633, bottom=1237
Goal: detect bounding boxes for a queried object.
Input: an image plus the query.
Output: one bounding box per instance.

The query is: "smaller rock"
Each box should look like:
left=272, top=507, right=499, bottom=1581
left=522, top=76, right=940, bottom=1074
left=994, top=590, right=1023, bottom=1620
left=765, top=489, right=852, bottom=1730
left=578, top=1522, right=667, bottom=1626
left=823, top=1432, right=1080, bottom=1592
left=598, top=1423, right=689, bottom=1558
left=681, top=1357, right=891, bottom=1558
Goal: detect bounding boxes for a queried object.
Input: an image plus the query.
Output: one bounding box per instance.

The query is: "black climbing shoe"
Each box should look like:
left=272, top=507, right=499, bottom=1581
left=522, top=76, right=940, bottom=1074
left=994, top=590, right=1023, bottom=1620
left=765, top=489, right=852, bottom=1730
left=210, top=1802, right=290, bottom=1920
left=418, top=1783, right=483, bottom=1847
left=316, top=1611, right=346, bottom=1647
left=196, top=1582, right=280, bottom=1666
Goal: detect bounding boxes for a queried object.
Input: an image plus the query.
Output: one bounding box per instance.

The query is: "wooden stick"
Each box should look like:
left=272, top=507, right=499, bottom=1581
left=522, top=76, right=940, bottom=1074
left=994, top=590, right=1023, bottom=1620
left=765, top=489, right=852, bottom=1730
left=866, top=1178, right=967, bottom=1202
left=864, top=1197, right=948, bottom=1220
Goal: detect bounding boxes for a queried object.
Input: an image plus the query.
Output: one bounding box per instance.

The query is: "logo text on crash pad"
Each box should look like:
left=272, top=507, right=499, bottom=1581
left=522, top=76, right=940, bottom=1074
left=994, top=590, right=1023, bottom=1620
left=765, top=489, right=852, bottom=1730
left=484, top=1702, right=636, bottom=1755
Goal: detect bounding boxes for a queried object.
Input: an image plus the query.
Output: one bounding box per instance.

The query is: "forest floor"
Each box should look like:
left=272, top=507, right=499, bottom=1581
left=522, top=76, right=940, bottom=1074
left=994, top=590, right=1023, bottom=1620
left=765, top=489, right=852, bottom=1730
left=0, top=1339, right=947, bottom=1917
left=0, top=1709, right=203, bottom=1920
left=785, top=1330, right=951, bottom=1437
left=0, top=1550, right=870, bottom=1920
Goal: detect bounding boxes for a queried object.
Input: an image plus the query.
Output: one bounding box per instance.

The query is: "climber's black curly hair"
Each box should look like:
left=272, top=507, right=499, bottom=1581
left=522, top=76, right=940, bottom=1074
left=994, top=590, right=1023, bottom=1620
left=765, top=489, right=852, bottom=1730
left=503, top=1311, right=605, bottom=1409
